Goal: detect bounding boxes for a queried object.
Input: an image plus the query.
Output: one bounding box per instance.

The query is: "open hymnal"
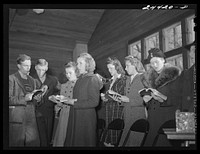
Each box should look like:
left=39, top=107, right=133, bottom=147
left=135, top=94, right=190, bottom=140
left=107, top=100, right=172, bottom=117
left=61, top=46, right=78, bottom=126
left=138, top=88, right=167, bottom=101
left=107, top=89, right=122, bottom=102
left=31, top=85, right=48, bottom=100
left=48, top=95, right=77, bottom=105
left=49, top=95, right=69, bottom=103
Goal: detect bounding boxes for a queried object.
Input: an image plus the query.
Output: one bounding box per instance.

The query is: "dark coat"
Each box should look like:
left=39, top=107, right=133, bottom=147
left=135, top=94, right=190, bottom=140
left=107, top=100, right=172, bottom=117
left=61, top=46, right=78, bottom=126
left=64, top=73, right=103, bottom=147
left=9, top=71, right=40, bottom=146
left=35, top=75, right=59, bottom=117
left=180, top=64, right=196, bottom=112
left=34, top=74, right=60, bottom=146
left=141, top=63, right=182, bottom=147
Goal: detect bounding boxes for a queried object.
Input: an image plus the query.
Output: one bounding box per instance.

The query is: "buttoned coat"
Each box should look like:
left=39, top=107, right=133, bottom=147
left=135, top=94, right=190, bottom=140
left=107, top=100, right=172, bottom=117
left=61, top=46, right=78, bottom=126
left=64, top=73, right=103, bottom=146
left=119, top=74, right=146, bottom=146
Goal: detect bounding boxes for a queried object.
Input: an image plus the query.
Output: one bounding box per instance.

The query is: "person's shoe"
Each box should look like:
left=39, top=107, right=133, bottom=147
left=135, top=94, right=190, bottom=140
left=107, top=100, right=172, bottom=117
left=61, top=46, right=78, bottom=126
left=104, top=142, right=115, bottom=147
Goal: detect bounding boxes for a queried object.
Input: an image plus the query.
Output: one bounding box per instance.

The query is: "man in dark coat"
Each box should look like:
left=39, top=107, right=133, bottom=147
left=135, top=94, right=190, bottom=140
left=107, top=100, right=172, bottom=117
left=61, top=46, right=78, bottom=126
left=33, top=59, right=60, bottom=147
left=9, top=54, right=41, bottom=146
left=141, top=48, right=182, bottom=147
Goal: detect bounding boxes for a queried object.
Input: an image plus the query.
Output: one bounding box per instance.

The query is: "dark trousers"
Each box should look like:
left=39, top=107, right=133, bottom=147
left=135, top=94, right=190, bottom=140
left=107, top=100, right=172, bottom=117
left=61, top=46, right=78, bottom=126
left=9, top=105, right=40, bottom=147
left=36, top=115, right=54, bottom=147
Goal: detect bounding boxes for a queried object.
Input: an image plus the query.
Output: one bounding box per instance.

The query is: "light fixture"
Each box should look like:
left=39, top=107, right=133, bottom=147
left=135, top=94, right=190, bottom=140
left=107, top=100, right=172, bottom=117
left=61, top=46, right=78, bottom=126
left=33, top=9, right=45, bottom=14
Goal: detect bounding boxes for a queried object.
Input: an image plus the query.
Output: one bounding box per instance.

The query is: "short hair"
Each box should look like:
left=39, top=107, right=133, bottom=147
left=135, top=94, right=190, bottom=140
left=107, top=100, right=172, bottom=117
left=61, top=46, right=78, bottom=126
left=64, top=61, right=79, bottom=76
left=16, top=54, right=31, bottom=64
left=78, top=53, right=96, bottom=73
left=107, top=57, right=125, bottom=75
left=35, top=59, right=48, bottom=67
left=125, top=55, right=145, bottom=73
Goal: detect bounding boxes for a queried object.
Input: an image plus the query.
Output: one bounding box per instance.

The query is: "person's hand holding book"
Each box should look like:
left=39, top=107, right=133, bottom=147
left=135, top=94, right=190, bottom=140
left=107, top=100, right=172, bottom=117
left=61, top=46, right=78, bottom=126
left=100, top=93, right=108, bottom=102
left=143, top=95, right=153, bottom=103
left=139, top=88, right=167, bottom=103
left=49, top=95, right=77, bottom=105
left=24, top=93, right=34, bottom=101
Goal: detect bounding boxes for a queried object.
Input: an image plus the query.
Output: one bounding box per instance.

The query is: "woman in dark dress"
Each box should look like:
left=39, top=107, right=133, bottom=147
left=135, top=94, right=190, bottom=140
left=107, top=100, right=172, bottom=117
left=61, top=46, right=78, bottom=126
left=64, top=53, right=103, bottom=147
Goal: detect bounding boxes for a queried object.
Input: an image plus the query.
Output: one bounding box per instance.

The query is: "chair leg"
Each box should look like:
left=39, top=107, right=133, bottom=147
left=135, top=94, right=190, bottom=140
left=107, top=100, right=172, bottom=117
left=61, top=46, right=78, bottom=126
left=99, top=129, right=108, bottom=147
left=152, top=134, right=159, bottom=147
left=116, top=130, right=124, bottom=147
left=140, top=133, right=147, bottom=147
left=122, top=130, right=131, bottom=147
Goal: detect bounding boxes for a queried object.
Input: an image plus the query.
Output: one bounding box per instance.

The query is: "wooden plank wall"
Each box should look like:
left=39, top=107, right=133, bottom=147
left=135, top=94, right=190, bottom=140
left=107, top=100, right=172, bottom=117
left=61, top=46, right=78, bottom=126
left=9, top=32, right=72, bottom=82
left=88, top=9, right=194, bottom=78
left=8, top=11, right=74, bottom=82
left=8, top=9, right=104, bottom=83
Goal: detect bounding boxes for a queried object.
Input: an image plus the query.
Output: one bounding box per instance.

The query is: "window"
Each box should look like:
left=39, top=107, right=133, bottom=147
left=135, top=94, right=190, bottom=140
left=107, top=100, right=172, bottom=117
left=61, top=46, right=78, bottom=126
left=144, top=32, right=159, bottom=59
left=128, top=40, right=141, bottom=60
left=166, top=54, right=183, bottom=71
left=186, top=15, right=195, bottom=44
left=186, top=14, right=195, bottom=68
left=163, top=22, right=182, bottom=52
left=188, top=53, right=195, bottom=68
left=128, top=12, right=195, bottom=71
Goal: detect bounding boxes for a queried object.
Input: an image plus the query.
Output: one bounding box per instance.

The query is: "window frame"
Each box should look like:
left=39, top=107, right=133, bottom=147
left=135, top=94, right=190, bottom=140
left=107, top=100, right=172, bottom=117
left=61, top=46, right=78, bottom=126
left=162, top=22, right=182, bottom=52
left=144, top=32, right=159, bottom=59
left=127, top=11, right=195, bottom=71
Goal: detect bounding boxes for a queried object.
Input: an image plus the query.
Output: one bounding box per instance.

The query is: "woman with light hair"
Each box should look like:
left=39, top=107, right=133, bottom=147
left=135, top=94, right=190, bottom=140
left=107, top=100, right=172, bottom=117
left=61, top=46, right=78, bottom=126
left=64, top=53, right=103, bottom=147
left=118, top=55, right=147, bottom=147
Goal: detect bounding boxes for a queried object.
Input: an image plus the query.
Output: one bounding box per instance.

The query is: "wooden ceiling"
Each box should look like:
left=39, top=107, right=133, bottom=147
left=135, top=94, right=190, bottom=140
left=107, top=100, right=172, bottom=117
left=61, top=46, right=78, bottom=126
left=9, top=9, right=105, bottom=49
left=8, top=9, right=104, bottom=77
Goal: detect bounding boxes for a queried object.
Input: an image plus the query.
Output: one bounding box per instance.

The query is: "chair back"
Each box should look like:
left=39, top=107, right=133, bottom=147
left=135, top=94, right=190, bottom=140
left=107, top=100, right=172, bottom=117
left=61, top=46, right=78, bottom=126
left=122, top=119, right=149, bottom=146
left=158, top=119, right=176, bottom=134
left=108, top=118, right=124, bottom=130
left=130, top=119, right=149, bottom=133
left=100, top=118, right=124, bottom=147
left=153, top=119, right=176, bottom=146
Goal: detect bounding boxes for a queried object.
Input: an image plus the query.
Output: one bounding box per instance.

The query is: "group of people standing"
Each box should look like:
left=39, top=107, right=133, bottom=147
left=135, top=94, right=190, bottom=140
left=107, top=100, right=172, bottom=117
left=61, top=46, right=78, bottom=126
left=9, top=40, right=196, bottom=148
left=9, top=53, right=103, bottom=147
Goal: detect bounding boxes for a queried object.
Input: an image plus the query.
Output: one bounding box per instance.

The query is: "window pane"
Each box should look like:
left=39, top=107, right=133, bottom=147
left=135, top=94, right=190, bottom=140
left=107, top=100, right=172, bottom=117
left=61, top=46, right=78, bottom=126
left=186, top=15, right=195, bottom=44
left=166, top=54, right=183, bottom=71
left=144, top=32, right=159, bottom=59
left=188, top=49, right=195, bottom=68
left=163, top=22, right=182, bottom=52
left=128, top=41, right=141, bottom=60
